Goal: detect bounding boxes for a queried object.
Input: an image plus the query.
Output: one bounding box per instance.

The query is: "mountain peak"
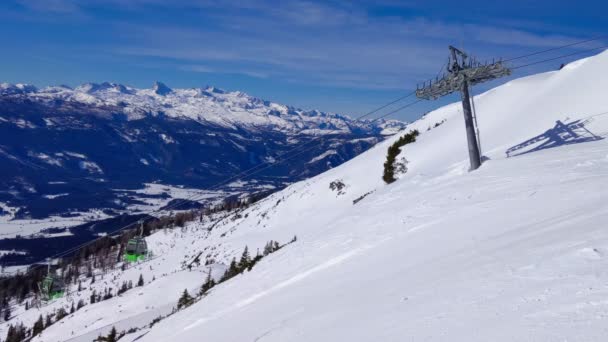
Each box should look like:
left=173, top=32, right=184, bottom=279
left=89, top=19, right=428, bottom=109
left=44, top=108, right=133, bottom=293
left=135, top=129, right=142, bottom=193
left=153, top=81, right=172, bottom=95
left=0, top=83, right=38, bottom=95
left=75, top=82, right=131, bottom=94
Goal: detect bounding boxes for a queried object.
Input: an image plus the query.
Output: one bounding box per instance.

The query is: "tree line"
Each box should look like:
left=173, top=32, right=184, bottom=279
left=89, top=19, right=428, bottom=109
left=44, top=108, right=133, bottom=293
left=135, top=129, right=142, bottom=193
left=0, top=189, right=277, bottom=342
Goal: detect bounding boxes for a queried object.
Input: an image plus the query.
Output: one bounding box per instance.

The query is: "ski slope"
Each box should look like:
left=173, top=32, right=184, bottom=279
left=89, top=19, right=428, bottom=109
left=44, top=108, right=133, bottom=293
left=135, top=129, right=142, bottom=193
left=10, top=50, right=608, bottom=341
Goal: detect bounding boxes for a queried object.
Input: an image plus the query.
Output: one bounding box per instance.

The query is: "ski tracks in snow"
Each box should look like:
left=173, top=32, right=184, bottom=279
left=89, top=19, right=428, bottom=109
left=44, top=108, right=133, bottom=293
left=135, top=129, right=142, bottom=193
left=178, top=238, right=390, bottom=335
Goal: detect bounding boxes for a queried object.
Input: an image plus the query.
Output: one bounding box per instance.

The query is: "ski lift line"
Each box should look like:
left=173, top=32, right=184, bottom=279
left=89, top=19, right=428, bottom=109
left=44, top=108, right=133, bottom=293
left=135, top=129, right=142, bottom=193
left=6, top=139, right=321, bottom=271
left=375, top=99, right=424, bottom=120
left=9, top=91, right=422, bottom=273
left=503, top=34, right=608, bottom=63
left=29, top=92, right=608, bottom=274
left=415, top=35, right=607, bottom=87
left=7, top=137, right=332, bottom=275
left=120, top=90, right=416, bottom=215
left=512, top=44, right=608, bottom=70
left=435, top=60, right=448, bottom=80
left=10, top=91, right=419, bottom=269
left=3, top=95, right=426, bottom=276
left=18, top=41, right=608, bottom=275
left=357, top=91, right=416, bottom=120
left=9, top=38, right=608, bottom=275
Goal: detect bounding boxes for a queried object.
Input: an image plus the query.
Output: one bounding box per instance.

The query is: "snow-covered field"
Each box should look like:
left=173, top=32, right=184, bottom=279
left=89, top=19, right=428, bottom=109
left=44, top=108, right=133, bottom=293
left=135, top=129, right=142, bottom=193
left=0, top=204, right=110, bottom=239
left=116, top=183, right=231, bottom=214
left=0, top=182, right=249, bottom=239
left=4, top=50, right=608, bottom=341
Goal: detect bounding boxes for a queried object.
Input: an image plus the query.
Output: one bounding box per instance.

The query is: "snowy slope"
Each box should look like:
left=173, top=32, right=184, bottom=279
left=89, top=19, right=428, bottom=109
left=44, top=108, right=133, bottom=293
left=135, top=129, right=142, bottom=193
left=7, top=51, right=608, bottom=341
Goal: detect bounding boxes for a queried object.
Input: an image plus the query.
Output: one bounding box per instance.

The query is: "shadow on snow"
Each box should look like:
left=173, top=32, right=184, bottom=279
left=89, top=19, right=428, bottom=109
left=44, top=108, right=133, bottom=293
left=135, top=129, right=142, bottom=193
left=506, top=119, right=604, bottom=157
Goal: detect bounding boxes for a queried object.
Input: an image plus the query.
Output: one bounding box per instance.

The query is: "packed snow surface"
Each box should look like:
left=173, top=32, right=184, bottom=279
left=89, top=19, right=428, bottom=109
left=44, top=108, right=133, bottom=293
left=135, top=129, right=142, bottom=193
left=6, top=51, right=608, bottom=341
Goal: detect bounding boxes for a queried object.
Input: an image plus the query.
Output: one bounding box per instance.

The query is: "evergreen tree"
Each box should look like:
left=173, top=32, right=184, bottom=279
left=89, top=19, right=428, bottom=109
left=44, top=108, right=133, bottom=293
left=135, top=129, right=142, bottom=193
left=118, top=281, right=128, bottom=295
left=238, top=246, right=251, bottom=270
left=222, top=258, right=238, bottom=281
left=5, top=324, right=14, bottom=342
left=382, top=130, right=419, bottom=184
left=5, top=323, right=24, bottom=342
left=56, top=307, right=67, bottom=321
left=263, top=241, right=273, bottom=256
left=77, top=299, right=85, bottom=310
left=3, top=306, right=10, bottom=321
left=200, top=271, right=215, bottom=295
left=70, top=302, right=75, bottom=314
left=90, top=290, right=97, bottom=304
left=17, top=323, right=26, bottom=341
left=249, top=252, right=263, bottom=271
left=177, top=289, right=193, bottom=309
left=45, top=314, right=52, bottom=328
left=32, top=315, right=44, bottom=336
left=137, top=274, right=144, bottom=287
left=107, top=326, right=117, bottom=342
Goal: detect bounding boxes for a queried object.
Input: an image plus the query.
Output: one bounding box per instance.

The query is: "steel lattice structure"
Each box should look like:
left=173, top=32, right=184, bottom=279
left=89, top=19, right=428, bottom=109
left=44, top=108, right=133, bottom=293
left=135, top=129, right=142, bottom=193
left=416, top=46, right=511, bottom=170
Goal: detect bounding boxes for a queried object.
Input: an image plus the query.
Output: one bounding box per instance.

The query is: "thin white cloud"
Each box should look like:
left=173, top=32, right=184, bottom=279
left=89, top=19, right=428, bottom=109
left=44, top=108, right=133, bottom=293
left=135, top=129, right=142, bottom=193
left=9, top=0, right=590, bottom=91
left=181, top=65, right=269, bottom=79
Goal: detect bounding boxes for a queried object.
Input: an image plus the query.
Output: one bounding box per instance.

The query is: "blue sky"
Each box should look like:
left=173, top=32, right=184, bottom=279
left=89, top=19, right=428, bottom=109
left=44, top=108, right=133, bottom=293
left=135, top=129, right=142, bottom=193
left=0, top=0, right=605, bottom=121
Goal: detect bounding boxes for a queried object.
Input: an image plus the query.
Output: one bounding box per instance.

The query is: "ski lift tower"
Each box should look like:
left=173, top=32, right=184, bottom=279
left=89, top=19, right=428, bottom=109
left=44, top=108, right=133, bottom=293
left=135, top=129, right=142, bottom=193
left=416, top=46, right=511, bottom=171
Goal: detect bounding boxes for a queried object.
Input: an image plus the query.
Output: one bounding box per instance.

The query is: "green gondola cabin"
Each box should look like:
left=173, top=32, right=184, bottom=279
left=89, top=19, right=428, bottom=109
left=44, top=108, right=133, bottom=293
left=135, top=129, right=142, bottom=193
left=124, top=237, right=148, bottom=262
left=40, top=274, right=65, bottom=301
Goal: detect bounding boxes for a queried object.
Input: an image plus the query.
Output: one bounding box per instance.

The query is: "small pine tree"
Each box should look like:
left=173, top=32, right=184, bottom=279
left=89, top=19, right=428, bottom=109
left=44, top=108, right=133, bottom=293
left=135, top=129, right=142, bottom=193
left=263, top=241, right=273, bottom=256
left=32, top=315, right=44, bottom=336
left=56, top=307, right=68, bottom=321
left=5, top=324, right=14, bottom=342
left=77, top=299, right=85, bottom=310
left=45, top=314, right=52, bottom=328
left=6, top=323, right=26, bottom=342
left=3, top=306, right=10, bottom=321
left=137, top=274, right=144, bottom=287
left=177, top=289, right=193, bottom=309
left=382, top=130, right=419, bottom=184
left=107, top=326, right=117, bottom=342
left=200, top=271, right=215, bottom=295
left=70, top=302, right=75, bottom=314
left=90, top=290, right=97, bottom=304
left=118, top=281, right=128, bottom=295
left=238, top=246, right=251, bottom=271
left=222, top=258, right=238, bottom=281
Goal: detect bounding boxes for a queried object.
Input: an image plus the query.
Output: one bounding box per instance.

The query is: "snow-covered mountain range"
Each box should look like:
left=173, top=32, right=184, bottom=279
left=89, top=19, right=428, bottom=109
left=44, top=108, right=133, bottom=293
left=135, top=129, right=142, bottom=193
left=0, top=81, right=403, bottom=135
left=3, top=50, right=608, bottom=342
left=0, top=82, right=404, bottom=246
